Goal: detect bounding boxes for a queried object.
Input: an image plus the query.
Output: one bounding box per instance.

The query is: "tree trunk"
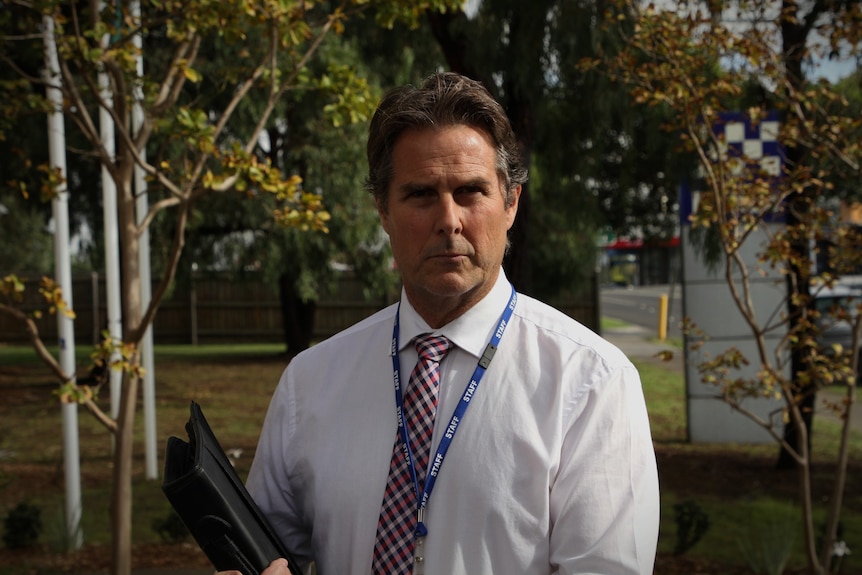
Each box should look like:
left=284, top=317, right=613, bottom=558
left=111, top=371, right=139, bottom=575
left=279, top=273, right=316, bottom=356
left=111, top=148, right=143, bottom=575
left=776, top=6, right=816, bottom=470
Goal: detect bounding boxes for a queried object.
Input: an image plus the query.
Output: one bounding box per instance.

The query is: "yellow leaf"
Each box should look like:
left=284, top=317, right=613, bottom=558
left=655, top=350, right=675, bottom=362
left=183, top=67, right=202, bottom=83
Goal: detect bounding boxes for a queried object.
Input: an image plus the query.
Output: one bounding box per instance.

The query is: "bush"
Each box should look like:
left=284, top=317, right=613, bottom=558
left=737, top=503, right=796, bottom=575
left=3, top=502, right=42, bottom=549
left=152, top=509, right=189, bottom=543
left=673, top=499, right=710, bottom=556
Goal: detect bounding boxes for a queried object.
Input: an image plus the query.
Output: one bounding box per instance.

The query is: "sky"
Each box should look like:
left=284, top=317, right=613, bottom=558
left=809, top=57, right=858, bottom=83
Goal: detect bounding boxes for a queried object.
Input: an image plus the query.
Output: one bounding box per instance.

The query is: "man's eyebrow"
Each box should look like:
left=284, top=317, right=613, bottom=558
left=457, top=177, right=494, bottom=189
left=396, top=182, right=434, bottom=194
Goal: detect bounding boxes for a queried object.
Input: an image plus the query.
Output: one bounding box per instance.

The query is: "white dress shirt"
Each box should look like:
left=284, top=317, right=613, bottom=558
left=247, top=270, right=659, bottom=575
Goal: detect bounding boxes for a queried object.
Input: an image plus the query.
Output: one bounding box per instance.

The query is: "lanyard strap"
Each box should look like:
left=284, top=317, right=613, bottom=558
left=390, top=284, right=518, bottom=538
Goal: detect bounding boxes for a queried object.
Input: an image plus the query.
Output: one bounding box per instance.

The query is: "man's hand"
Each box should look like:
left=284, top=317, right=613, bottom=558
left=217, top=558, right=294, bottom=575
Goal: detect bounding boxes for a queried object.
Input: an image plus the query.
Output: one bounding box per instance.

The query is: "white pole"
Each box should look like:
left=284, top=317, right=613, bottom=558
left=98, top=17, right=123, bottom=423
left=42, top=14, right=83, bottom=550
left=131, top=0, right=158, bottom=480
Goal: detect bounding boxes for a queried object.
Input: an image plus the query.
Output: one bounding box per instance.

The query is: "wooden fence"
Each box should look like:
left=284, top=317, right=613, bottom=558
left=0, top=272, right=598, bottom=347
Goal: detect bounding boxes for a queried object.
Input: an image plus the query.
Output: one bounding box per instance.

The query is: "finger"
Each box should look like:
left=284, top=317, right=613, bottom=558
left=265, top=558, right=293, bottom=575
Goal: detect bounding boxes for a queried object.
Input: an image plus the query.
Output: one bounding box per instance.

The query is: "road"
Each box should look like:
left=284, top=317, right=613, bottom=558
left=600, top=284, right=684, bottom=340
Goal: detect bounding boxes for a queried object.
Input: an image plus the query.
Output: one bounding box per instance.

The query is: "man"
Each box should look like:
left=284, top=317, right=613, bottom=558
left=243, top=72, right=659, bottom=575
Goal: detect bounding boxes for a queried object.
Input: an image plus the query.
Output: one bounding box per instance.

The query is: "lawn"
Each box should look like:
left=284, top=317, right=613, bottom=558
left=637, top=360, right=862, bottom=574
left=1, top=344, right=861, bottom=574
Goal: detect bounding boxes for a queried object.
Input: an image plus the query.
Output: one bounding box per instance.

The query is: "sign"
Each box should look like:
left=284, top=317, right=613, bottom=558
left=681, top=112, right=788, bottom=443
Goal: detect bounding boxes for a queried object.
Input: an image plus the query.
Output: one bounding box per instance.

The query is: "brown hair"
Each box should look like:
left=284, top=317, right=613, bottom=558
left=365, top=72, right=528, bottom=211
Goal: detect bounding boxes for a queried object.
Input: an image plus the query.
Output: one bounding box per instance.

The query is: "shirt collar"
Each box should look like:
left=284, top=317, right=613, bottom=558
left=397, top=269, right=512, bottom=358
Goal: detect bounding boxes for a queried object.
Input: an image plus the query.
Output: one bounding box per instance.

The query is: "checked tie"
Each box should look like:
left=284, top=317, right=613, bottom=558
left=372, top=334, right=451, bottom=575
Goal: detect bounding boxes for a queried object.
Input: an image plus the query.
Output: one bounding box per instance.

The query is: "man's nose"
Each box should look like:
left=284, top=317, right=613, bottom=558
left=435, top=194, right=463, bottom=235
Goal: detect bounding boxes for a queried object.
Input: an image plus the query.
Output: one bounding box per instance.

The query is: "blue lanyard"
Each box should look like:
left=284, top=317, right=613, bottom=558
left=389, top=284, right=517, bottom=538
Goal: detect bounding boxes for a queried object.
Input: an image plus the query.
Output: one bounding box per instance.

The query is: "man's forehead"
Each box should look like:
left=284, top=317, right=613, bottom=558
left=392, top=124, right=495, bottom=159
left=378, top=124, right=508, bottom=202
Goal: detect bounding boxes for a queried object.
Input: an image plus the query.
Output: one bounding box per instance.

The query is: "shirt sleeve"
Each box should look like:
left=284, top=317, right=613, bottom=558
left=246, top=364, right=315, bottom=571
left=549, top=363, right=660, bottom=575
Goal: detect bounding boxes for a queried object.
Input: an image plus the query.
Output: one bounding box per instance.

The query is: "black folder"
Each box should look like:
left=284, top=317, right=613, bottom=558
left=162, top=401, right=302, bottom=575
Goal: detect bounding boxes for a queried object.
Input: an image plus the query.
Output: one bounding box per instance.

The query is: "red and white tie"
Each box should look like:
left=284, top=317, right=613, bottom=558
left=371, top=334, right=451, bottom=574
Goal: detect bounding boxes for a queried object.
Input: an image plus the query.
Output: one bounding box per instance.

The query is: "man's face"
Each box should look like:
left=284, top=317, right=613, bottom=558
left=377, top=125, right=520, bottom=325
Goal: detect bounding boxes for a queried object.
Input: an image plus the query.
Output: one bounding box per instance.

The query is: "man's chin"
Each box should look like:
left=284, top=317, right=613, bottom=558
left=411, top=273, right=487, bottom=300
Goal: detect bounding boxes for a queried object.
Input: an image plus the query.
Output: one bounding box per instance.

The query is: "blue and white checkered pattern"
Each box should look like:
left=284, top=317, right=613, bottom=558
left=682, top=111, right=785, bottom=223
left=712, top=113, right=782, bottom=177
left=372, top=334, right=451, bottom=574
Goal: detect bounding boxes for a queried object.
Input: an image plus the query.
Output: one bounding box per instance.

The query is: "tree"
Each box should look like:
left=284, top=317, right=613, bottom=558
left=0, top=1, right=459, bottom=574
left=0, top=191, right=54, bottom=274
left=425, top=0, right=685, bottom=300
left=176, top=34, right=410, bottom=355
left=174, top=15, right=461, bottom=356
left=0, top=42, right=100, bottom=275
left=590, top=1, right=861, bottom=572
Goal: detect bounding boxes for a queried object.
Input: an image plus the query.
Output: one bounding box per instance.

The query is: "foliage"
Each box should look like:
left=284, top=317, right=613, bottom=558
left=0, top=1, right=460, bottom=574
left=1, top=274, right=76, bottom=323
left=0, top=65, right=102, bottom=273
left=672, top=499, right=710, bottom=556
left=3, top=502, right=42, bottom=549
left=590, top=1, right=862, bottom=574
left=541, top=0, right=689, bottom=245
left=424, top=0, right=686, bottom=299
left=177, top=33, right=399, bottom=303
left=0, top=193, right=54, bottom=275
left=172, top=12, right=455, bottom=312
left=151, top=510, right=189, bottom=544
left=736, top=503, right=797, bottom=575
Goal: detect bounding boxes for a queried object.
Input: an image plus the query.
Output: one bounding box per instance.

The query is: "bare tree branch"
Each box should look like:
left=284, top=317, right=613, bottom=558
left=0, top=303, right=117, bottom=433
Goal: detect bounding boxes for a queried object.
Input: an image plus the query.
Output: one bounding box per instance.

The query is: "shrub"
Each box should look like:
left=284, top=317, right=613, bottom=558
left=3, top=502, right=42, bottom=549
left=673, top=499, right=710, bottom=556
left=152, top=509, right=189, bottom=543
left=737, top=504, right=797, bottom=575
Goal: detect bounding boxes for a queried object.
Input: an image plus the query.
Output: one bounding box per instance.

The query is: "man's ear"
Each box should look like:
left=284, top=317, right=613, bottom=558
left=505, top=184, right=521, bottom=230
left=376, top=197, right=391, bottom=235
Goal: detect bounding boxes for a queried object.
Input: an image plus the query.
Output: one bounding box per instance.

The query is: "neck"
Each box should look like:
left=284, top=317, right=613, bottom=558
left=405, top=282, right=497, bottom=329
left=413, top=300, right=477, bottom=329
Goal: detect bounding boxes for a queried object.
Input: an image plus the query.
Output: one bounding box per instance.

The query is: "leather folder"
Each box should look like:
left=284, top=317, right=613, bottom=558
left=162, top=401, right=302, bottom=575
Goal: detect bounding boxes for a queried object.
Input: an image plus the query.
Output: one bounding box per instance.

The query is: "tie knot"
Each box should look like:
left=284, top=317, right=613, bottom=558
left=414, top=334, right=451, bottom=363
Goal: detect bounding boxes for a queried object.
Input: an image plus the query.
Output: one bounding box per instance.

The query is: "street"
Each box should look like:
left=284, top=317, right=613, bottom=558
left=600, top=284, right=683, bottom=340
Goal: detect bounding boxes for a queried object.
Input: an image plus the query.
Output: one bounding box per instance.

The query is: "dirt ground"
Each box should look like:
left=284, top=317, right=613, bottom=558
left=0, top=545, right=765, bottom=575
left=1, top=443, right=840, bottom=574
left=0, top=360, right=857, bottom=575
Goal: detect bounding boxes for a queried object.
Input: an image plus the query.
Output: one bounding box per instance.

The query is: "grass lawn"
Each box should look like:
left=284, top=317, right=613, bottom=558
left=637, top=360, right=862, bottom=574
left=1, top=343, right=861, bottom=574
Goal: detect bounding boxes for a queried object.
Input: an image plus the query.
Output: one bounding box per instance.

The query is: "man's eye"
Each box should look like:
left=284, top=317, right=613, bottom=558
left=457, top=186, right=485, bottom=199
